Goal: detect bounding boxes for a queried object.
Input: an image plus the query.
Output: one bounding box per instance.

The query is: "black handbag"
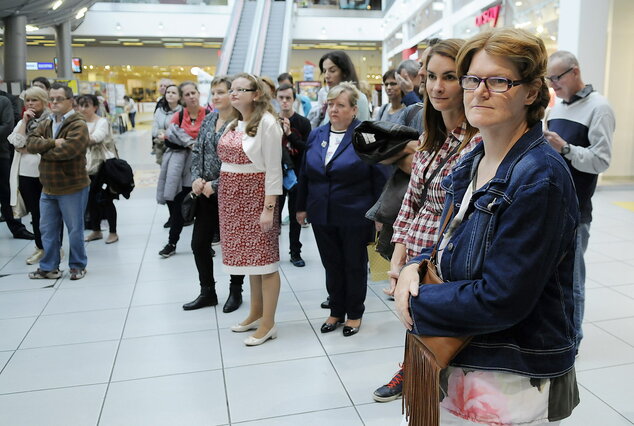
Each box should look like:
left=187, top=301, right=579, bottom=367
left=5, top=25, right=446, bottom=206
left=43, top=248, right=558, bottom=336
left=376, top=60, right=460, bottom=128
left=181, top=191, right=198, bottom=222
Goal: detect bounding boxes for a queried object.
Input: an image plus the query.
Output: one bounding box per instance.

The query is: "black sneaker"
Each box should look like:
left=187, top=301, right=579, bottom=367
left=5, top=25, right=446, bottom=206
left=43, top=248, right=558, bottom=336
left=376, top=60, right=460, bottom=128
left=159, top=243, right=176, bottom=258
left=372, top=366, right=403, bottom=402
left=290, top=254, right=305, bottom=267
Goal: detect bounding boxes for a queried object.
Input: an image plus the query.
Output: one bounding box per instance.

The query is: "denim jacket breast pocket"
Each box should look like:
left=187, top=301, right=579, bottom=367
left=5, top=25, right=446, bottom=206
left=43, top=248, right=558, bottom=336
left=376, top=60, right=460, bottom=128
left=445, top=190, right=506, bottom=281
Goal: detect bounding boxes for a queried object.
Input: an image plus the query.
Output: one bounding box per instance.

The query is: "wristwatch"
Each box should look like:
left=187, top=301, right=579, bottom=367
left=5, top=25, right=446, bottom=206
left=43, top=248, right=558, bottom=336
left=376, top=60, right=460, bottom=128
left=561, top=143, right=571, bottom=156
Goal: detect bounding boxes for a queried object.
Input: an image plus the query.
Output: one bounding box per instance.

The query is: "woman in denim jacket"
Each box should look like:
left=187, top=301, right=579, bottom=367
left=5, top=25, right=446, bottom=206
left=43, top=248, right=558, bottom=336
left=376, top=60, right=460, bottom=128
left=395, top=29, right=580, bottom=425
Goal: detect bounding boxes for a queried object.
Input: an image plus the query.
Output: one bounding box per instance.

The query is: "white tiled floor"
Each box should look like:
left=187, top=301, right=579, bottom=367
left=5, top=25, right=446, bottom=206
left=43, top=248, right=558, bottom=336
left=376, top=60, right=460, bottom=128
left=0, top=126, right=633, bottom=425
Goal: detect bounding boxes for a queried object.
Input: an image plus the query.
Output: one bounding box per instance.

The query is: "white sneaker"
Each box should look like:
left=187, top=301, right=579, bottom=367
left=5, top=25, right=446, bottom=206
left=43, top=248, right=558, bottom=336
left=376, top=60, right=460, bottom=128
left=26, top=248, right=44, bottom=265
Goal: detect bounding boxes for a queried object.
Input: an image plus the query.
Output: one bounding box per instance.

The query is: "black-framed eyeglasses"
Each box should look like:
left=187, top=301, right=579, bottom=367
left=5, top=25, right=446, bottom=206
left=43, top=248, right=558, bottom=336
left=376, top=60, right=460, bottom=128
left=50, top=97, right=69, bottom=103
left=228, top=88, right=256, bottom=94
left=545, top=67, right=573, bottom=83
left=383, top=82, right=398, bottom=87
left=460, top=75, right=530, bottom=93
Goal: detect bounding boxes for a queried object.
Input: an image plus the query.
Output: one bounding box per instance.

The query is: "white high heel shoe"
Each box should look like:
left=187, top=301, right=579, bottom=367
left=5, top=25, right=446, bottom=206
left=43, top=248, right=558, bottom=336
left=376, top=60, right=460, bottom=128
left=230, top=319, right=261, bottom=332
left=244, top=326, right=277, bottom=346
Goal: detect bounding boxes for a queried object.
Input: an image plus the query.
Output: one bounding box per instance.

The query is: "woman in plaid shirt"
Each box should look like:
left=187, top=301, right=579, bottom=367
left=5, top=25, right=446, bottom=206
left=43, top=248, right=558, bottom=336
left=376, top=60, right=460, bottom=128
left=373, top=38, right=481, bottom=403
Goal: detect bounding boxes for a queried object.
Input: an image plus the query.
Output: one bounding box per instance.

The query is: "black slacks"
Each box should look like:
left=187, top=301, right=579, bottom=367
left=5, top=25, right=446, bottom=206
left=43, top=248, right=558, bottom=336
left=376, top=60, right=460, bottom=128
left=191, top=193, right=244, bottom=289
left=19, top=175, right=43, bottom=248
left=166, top=187, right=190, bottom=245
left=278, top=186, right=302, bottom=256
left=88, top=175, right=117, bottom=233
left=0, top=157, right=27, bottom=235
left=312, top=223, right=372, bottom=320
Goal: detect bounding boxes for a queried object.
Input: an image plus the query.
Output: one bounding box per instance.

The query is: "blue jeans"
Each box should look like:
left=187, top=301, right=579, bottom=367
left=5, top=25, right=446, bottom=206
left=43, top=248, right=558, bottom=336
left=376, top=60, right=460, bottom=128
left=39, top=186, right=89, bottom=271
left=573, top=222, right=591, bottom=350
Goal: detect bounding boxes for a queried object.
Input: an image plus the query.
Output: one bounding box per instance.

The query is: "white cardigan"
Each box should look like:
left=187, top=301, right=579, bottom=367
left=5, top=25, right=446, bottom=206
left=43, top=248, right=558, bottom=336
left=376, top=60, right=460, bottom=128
left=233, top=112, right=283, bottom=196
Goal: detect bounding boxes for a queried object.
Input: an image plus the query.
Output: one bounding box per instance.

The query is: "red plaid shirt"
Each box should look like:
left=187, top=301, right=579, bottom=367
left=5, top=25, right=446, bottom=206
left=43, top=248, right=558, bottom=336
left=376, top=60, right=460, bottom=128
left=392, top=123, right=481, bottom=260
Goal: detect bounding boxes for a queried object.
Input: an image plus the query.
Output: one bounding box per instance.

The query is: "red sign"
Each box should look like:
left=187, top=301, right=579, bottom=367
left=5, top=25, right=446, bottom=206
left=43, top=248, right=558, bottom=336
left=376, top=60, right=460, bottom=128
left=475, top=5, right=501, bottom=27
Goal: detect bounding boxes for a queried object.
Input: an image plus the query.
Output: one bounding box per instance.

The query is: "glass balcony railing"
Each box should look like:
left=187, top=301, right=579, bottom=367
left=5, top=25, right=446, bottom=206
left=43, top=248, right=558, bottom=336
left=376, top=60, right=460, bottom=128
left=295, top=0, right=382, bottom=11
left=98, top=0, right=229, bottom=5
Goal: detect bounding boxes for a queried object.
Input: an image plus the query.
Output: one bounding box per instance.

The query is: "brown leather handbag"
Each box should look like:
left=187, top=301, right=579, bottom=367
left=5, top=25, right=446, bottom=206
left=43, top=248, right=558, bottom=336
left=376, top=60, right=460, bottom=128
left=402, top=204, right=472, bottom=426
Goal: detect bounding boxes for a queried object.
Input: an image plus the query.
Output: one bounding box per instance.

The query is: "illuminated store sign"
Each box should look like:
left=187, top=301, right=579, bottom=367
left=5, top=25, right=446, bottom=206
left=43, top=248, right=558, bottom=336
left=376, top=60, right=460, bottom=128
left=476, top=5, right=501, bottom=27
left=26, top=62, right=55, bottom=70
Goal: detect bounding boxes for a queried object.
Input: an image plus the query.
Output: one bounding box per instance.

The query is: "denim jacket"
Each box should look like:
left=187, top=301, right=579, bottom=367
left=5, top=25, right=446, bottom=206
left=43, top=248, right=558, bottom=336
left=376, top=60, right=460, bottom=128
left=409, top=123, right=579, bottom=378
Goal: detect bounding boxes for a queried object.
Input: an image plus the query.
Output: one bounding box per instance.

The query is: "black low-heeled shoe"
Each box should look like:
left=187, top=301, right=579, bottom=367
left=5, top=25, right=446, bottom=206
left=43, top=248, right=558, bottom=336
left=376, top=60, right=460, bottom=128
left=343, top=323, right=361, bottom=337
left=320, top=320, right=343, bottom=333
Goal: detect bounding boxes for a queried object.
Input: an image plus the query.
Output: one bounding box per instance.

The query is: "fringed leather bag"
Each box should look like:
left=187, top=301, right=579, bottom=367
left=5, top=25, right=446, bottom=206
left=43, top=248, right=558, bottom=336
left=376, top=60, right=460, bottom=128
left=402, top=204, right=472, bottom=426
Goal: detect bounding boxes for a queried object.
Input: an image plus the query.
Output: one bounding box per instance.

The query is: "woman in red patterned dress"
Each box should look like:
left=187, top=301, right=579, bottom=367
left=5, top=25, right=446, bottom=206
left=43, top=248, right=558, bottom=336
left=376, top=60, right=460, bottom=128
left=217, top=73, right=283, bottom=346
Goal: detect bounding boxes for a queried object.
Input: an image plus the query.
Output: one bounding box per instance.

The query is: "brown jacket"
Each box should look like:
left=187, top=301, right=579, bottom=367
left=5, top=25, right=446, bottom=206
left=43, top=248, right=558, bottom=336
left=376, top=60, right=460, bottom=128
left=26, top=112, right=90, bottom=195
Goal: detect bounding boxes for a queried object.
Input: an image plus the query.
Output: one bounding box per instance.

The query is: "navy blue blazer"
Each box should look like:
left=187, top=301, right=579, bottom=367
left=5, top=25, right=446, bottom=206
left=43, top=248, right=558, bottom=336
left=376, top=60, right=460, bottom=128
left=296, top=120, right=389, bottom=227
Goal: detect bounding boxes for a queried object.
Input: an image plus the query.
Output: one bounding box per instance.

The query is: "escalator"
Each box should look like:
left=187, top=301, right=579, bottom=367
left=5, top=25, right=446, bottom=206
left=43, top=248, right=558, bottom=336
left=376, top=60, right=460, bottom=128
left=218, top=0, right=293, bottom=78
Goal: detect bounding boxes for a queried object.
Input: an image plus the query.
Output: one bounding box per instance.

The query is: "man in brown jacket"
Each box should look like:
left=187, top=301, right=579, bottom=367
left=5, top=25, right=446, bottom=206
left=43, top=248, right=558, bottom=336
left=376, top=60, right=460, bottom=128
left=26, top=83, right=90, bottom=280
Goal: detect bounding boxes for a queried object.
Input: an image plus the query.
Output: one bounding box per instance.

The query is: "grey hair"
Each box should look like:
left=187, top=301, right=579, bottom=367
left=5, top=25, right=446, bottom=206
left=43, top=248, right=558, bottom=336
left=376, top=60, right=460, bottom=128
left=549, top=50, right=579, bottom=68
left=327, top=82, right=359, bottom=107
left=396, top=59, right=420, bottom=78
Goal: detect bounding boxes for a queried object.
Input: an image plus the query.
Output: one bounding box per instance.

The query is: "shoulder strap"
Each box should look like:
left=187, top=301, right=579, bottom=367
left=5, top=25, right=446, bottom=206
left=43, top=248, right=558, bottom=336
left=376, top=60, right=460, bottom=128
left=405, top=102, right=423, bottom=126
left=430, top=203, right=455, bottom=261
left=178, top=109, right=184, bottom=126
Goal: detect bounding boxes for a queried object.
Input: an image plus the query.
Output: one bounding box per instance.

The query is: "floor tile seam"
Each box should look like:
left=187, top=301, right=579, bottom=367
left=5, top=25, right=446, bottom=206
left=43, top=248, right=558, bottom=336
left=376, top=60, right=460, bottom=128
left=36, top=306, right=129, bottom=318
left=109, top=366, right=226, bottom=385
left=278, top=266, right=374, bottom=426
left=228, top=404, right=356, bottom=425
left=576, top=382, right=634, bottom=425
left=0, top=381, right=108, bottom=397
left=15, top=337, right=121, bottom=352
left=122, top=326, right=219, bottom=340
left=326, top=344, right=405, bottom=358
left=367, top=284, right=396, bottom=310
left=0, top=286, right=58, bottom=295
left=576, top=360, right=634, bottom=373
left=590, top=314, right=634, bottom=323
left=222, top=353, right=333, bottom=371
left=610, top=287, right=634, bottom=300
left=6, top=275, right=64, bottom=371
left=213, top=303, right=233, bottom=425
left=591, top=323, right=634, bottom=349
left=96, top=202, right=158, bottom=426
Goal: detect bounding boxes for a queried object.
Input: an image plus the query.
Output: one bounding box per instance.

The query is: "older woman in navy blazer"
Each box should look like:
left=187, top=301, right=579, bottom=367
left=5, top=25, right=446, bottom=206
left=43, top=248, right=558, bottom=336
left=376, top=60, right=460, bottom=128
left=297, top=82, right=388, bottom=337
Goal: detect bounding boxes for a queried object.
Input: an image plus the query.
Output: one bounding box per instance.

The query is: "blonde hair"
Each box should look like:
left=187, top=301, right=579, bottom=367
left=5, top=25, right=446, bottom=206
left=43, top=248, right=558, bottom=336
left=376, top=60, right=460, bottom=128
left=456, top=28, right=549, bottom=128
left=230, top=73, right=276, bottom=137
left=24, top=86, right=49, bottom=104
left=326, top=81, right=359, bottom=107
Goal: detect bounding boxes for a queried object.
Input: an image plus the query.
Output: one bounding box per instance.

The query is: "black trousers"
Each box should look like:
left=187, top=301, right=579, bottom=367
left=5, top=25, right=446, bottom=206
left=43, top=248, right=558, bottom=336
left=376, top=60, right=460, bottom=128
left=191, top=193, right=244, bottom=289
left=88, top=175, right=117, bottom=233
left=128, top=112, right=136, bottom=128
left=0, top=157, right=27, bottom=235
left=278, top=186, right=302, bottom=256
left=19, top=175, right=43, bottom=249
left=312, top=223, right=372, bottom=320
left=166, top=187, right=190, bottom=245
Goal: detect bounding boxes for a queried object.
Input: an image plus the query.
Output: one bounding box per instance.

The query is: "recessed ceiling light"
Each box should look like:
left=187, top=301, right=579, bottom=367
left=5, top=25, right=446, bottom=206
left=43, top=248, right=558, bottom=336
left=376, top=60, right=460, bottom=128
left=75, top=7, right=87, bottom=19
left=52, top=0, right=63, bottom=10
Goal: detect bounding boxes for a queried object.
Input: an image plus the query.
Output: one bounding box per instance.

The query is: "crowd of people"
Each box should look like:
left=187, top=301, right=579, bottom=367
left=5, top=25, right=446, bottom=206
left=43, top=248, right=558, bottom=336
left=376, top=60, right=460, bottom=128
left=0, top=26, right=616, bottom=425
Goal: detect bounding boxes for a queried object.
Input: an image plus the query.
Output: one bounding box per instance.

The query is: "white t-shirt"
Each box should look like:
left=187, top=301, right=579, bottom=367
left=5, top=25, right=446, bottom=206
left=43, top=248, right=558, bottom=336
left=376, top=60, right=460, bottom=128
left=325, top=130, right=346, bottom=165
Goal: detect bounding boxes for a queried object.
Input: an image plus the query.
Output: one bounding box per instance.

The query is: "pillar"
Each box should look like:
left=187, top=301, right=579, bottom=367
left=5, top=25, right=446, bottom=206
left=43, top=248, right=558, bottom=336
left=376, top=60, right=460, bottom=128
left=557, top=0, right=610, bottom=93
left=55, top=21, right=73, bottom=80
left=2, top=15, right=27, bottom=92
